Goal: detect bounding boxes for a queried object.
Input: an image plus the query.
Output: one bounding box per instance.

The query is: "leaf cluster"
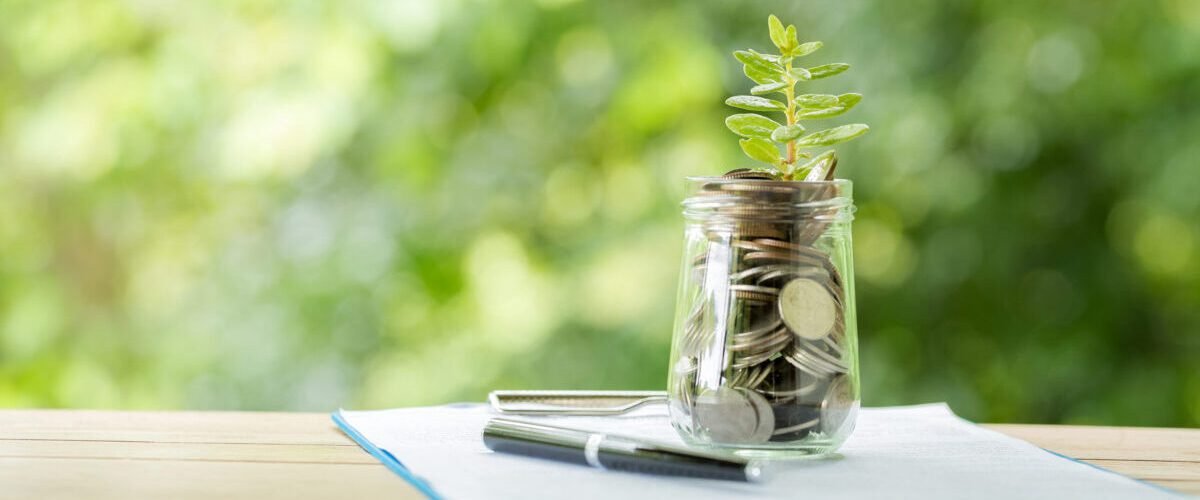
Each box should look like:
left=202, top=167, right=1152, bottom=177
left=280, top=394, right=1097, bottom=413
left=724, top=15, right=869, bottom=180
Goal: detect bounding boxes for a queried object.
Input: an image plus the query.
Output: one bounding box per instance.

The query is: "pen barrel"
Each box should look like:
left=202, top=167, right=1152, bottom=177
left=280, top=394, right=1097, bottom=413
left=483, top=432, right=591, bottom=467
left=595, top=443, right=754, bottom=482
left=483, top=418, right=757, bottom=482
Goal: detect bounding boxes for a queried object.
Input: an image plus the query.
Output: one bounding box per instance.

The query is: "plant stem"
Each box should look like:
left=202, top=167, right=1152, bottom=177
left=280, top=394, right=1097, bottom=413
left=783, top=58, right=797, bottom=179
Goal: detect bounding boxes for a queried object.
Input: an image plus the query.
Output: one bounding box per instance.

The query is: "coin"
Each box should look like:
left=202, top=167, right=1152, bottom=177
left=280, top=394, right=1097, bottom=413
left=754, top=238, right=835, bottom=263
left=783, top=346, right=830, bottom=377
left=757, top=266, right=829, bottom=286
left=778, top=278, right=838, bottom=341
left=741, top=251, right=827, bottom=268
left=768, top=403, right=820, bottom=441
left=741, top=388, right=776, bottom=444
left=801, top=340, right=848, bottom=372
left=729, top=362, right=771, bottom=388
left=761, top=378, right=819, bottom=399
left=719, top=183, right=799, bottom=194
left=729, top=284, right=779, bottom=295
left=730, top=263, right=793, bottom=282
left=731, top=223, right=787, bottom=240
left=721, top=168, right=777, bottom=180
left=731, top=338, right=790, bottom=368
left=752, top=238, right=799, bottom=252
left=693, top=387, right=760, bottom=443
left=731, top=319, right=783, bottom=346
left=746, top=362, right=773, bottom=388
left=734, top=290, right=777, bottom=303
left=731, top=240, right=773, bottom=253
left=820, top=375, right=857, bottom=436
left=787, top=343, right=844, bottom=375
left=672, top=368, right=698, bottom=415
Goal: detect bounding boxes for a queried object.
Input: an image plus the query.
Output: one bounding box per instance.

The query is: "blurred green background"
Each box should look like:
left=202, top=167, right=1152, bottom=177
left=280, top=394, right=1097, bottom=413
left=1, top=0, right=1197, bottom=426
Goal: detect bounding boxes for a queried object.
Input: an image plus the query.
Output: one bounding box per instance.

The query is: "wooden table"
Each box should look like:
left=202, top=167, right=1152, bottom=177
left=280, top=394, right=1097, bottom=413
left=0, top=410, right=1196, bottom=498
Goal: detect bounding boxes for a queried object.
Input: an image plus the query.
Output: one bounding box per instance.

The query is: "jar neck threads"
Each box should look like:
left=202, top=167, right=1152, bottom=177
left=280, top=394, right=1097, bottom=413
left=682, top=177, right=855, bottom=224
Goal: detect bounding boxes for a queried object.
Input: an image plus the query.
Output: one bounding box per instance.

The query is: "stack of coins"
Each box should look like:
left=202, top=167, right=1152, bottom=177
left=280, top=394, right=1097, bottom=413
left=674, top=169, right=854, bottom=445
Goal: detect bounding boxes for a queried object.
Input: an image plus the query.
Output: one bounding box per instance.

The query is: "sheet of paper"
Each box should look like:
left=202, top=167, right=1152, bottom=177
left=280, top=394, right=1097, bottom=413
left=338, top=403, right=1175, bottom=499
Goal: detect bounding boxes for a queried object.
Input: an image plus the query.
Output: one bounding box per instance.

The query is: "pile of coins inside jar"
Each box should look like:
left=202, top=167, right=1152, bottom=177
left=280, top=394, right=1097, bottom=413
left=672, top=169, right=855, bottom=446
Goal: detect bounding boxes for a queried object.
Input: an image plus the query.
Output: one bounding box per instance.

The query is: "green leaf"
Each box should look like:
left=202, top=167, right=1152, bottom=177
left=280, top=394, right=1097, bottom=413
left=785, top=26, right=799, bottom=54
left=792, top=94, right=862, bottom=120
left=793, top=41, right=822, bottom=57
left=790, top=66, right=812, bottom=81
left=771, top=124, right=806, bottom=142
left=794, top=124, right=870, bottom=148
left=736, top=49, right=784, bottom=85
left=794, top=106, right=846, bottom=119
left=725, top=95, right=786, bottom=112
left=768, top=15, right=788, bottom=51
left=837, top=93, right=863, bottom=108
left=750, top=82, right=788, bottom=95
left=743, top=64, right=779, bottom=85
left=725, top=113, right=781, bottom=139
left=739, top=137, right=781, bottom=164
left=796, top=94, right=840, bottom=108
left=807, top=63, right=849, bottom=79
left=734, top=50, right=782, bottom=75
left=797, top=150, right=837, bottom=180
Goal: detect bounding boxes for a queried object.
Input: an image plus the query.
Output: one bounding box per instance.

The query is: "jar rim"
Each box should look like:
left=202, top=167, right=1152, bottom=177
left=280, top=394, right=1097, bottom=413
left=680, top=176, right=854, bottom=222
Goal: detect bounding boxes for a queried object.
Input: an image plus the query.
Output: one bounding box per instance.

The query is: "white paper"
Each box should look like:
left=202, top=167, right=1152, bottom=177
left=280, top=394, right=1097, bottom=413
left=339, top=403, right=1176, bottom=499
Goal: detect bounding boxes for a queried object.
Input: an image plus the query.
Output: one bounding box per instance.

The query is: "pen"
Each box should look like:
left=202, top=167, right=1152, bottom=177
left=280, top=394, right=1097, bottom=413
left=482, top=417, right=763, bottom=482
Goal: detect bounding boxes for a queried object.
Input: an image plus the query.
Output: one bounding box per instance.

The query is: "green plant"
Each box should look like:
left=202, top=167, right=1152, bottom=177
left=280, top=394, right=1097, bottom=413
left=725, top=15, right=869, bottom=180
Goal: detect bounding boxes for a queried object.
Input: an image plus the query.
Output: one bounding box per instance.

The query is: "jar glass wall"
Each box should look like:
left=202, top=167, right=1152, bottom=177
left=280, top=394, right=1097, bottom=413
left=667, top=176, right=859, bottom=458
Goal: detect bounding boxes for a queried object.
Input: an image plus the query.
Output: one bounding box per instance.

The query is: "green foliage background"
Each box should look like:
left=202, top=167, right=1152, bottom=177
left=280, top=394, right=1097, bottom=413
left=1, top=0, right=1197, bottom=425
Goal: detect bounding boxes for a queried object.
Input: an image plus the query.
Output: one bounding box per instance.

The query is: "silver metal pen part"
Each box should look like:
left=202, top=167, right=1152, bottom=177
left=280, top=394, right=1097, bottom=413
left=488, top=390, right=669, bottom=416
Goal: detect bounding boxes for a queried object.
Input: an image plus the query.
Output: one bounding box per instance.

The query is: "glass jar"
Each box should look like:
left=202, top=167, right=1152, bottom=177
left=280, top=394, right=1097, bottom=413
left=667, top=174, right=859, bottom=457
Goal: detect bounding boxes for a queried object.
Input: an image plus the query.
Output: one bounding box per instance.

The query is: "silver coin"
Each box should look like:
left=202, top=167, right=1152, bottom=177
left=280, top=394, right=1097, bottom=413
left=734, top=290, right=777, bottom=303
left=732, top=240, right=774, bottom=253
left=761, top=378, right=819, bottom=398
left=747, top=362, right=773, bottom=388
left=730, top=264, right=795, bottom=282
left=751, top=238, right=825, bottom=259
left=790, top=344, right=844, bottom=375
left=742, top=250, right=807, bottom=263
left=720, top=183, right=799, bottom=194
left=778, top=278, right=838, bottom=341
left=822, top=334, right=845, bottom=356
left=732, top=317, right=783, bottom=340
left=693, top=387, right=759, bottom=443
left=729, top=363, right=767, bottom=388
left=772, top=417, right=818, bottom=436
left=740, top=388, right=775, bottom=444
left=785, top=346, right=837, bottom=376
left=820, top=375, right=858, bottom=436
left=729, top=284, right=780, bottom=295
left=721, top=168, right=776, bottom=180
left=802, top=341, right=848, bottom=371
left=782, top=348, right=825, bottom=377
left=731, top=223, right=788, bottom=240
left=753, top=239, right=838, bottom=269
left=673, top=355, right=698, bottom=375
left=758, top=266, right=829, bottom=286
left=731, top=324, right=790, bottom=352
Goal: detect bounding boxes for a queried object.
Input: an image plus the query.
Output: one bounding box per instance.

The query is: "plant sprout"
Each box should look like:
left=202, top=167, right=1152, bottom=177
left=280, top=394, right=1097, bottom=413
left=725, top=15, right=869, bottom=181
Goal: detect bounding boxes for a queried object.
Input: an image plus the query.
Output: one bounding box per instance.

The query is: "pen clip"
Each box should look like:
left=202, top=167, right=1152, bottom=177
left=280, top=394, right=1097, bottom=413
left=488, top=390, right=669, bottom=416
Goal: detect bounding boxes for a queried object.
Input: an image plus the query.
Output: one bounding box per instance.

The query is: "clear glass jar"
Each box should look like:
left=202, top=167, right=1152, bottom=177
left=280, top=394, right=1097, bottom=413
left=667, top=175, right=859, bottom=458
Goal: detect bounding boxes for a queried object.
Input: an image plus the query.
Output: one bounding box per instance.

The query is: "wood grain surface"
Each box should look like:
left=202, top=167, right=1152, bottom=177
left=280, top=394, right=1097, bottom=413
left=0, top=410, right=1194, bottom=498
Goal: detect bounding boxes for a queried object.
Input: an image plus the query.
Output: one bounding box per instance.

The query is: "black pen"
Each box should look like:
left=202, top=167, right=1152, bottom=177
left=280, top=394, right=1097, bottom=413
left=482, top=418, right=763, bottom=482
